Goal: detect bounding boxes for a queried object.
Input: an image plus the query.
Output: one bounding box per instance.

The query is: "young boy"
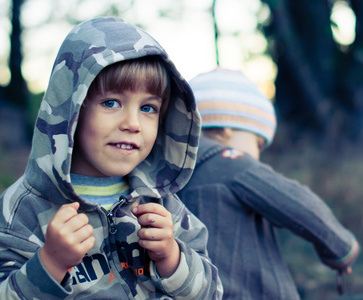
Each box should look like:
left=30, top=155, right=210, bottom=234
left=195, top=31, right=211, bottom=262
left=0, top=17, right=222, bottom=299
left=177, top=67, right=360, bottom=300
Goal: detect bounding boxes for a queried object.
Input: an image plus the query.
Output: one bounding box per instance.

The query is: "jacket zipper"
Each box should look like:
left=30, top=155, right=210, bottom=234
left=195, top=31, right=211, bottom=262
left=101, top=196, right=137, bottom=297
left=102, top=196, right=126, bottom=234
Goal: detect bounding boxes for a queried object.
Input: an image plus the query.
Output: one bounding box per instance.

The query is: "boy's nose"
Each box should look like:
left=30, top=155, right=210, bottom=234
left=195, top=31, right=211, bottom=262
left=119, top=110, right=140, bottom=132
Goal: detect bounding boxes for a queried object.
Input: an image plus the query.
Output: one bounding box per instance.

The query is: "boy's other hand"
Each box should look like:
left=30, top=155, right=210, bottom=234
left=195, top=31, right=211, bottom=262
left=40, top=202, right=95, bottom=283
left=132, top=203, right=180, bottom=278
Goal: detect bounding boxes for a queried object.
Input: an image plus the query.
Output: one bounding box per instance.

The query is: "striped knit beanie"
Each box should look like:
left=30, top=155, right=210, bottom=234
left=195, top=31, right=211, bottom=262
left=189, top=68, right=277, bottom=147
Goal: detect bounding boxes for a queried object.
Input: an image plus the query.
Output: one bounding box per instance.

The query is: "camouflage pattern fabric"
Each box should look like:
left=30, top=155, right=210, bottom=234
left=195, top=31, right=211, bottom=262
left=0, top=17, right=223, bottom=299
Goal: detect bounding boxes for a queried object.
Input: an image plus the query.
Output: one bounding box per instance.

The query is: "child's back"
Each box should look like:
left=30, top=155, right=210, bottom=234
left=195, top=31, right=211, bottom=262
left=178, top=68, right=359, bottom=300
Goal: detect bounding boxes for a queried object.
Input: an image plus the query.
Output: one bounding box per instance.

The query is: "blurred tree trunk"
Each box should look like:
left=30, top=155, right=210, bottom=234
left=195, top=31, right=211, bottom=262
left=0, top=0, right=30, bottom=149
left=5, top=0, right=28, bottom=107
left=261, top=0, right=363, bottom=143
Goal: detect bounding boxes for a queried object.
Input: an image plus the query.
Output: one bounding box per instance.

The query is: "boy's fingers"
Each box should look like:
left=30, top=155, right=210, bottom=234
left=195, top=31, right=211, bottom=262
left=48, top=203, right=82, bottom=232
left=50, top=205, right=77, bottom=227
left=60, top=202, right=80, bottom=213
left=132, top=203, right=168, bottom=217
left=137, top=227, right=163, bottom=241
left=68, top=202, right=80, bottom=210
left=137, top=213, right=172, bottom=229
left=83, top=235, right=96, bottom=250
left=138, top=226, right=173, bottom=240
left=75, top=224, right=94, bottom=243
left=138, top=239, right=163, bottom=251
left=58, top=202, right=79, bottom=217
left=137, top=213, right=158, bottom=227
left=64, top=213, right=90, bottom=231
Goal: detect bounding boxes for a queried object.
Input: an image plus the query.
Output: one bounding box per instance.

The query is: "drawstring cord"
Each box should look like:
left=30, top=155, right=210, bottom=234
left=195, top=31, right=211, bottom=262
left=337, top=270, right=344, bottom=295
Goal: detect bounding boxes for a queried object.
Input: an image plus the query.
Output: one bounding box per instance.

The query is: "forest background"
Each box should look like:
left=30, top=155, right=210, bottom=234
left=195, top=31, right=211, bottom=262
left=1, top=0, right=363, bottom=299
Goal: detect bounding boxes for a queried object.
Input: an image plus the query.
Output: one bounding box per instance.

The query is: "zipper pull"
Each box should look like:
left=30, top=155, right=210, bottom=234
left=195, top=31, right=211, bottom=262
left=106, top=211, right=117, bottom=234
left=118, top=196, right=126, bottom=206
left=106, top=196, right=127, bottom=234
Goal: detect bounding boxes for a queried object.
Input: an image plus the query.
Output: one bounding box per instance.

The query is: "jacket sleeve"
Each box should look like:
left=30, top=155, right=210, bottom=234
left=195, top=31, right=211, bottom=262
left=150, top=195, right=223, bottom=300
left=0, top=234, right=72, bottom=300
left=230, top=154, right=359, bottom=270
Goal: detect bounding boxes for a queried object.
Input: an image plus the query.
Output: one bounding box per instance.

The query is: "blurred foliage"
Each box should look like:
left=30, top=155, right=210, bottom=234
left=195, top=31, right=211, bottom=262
left=1, top=1, right=363, bottom=299
left=260, top=0, right=363, bottom=144
left=0, top=149, right=17, bottom=193
left=261, top=125, right=363, bottom=300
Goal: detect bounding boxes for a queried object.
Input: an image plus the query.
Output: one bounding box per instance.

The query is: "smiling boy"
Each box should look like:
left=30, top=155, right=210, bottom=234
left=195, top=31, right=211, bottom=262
left=0, top=18, right=222, bottom=299
left=71, top=64, right=165, bottom=178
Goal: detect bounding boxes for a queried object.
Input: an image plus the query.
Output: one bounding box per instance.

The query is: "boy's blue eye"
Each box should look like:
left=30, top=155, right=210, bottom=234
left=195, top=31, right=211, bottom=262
left=103, top=100, right=119, bottom=108
left=141, top=105, right=156, bottom=113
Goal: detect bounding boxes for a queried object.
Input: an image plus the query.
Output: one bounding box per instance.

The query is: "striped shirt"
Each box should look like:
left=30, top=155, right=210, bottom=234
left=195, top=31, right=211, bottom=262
left=71, top=174, right=130, bottom=211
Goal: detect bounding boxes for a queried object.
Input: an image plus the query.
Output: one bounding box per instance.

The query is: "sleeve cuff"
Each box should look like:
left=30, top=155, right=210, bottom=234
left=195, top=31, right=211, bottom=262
left=323, top=239, right=360, bottom=270
left=15, top=250, right=72, bottom=299
left=150, top=251, right=189, bottom=293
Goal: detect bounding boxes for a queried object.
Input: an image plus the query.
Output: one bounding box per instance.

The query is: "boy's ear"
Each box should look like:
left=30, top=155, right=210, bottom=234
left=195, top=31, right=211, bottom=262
left=223, top=128, right=234, bottom=141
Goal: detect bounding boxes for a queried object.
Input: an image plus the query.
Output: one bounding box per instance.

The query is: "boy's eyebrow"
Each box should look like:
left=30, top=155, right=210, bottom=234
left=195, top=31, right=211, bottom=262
left=139, top=94, right=163, bottom=104
left=146, top=95, right=162, bottom=102
left=103, top=91, right=162, bottom=101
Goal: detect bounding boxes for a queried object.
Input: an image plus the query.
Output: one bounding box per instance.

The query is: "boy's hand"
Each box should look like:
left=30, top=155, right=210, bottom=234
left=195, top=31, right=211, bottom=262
left=132, top=203, right=180, bottom=278
left=40, top=202, right=95, bottom=283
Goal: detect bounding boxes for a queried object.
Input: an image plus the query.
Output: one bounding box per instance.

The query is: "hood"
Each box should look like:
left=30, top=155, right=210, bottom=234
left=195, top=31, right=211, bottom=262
left=24, top=17, right=200, bottom=204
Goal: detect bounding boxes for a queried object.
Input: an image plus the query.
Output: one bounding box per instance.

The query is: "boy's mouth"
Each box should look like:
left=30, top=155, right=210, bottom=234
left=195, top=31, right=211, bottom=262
left=113, top=143, right=138, bottom=150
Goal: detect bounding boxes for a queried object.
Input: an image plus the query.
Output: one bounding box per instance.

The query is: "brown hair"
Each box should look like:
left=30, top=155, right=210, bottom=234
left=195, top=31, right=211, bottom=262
left=86, top=56, right=171, bottom=120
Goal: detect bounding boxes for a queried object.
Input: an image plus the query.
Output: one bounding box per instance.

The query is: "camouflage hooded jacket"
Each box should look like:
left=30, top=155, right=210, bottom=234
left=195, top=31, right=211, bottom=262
left=0, top=17, right=222, bottom=299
